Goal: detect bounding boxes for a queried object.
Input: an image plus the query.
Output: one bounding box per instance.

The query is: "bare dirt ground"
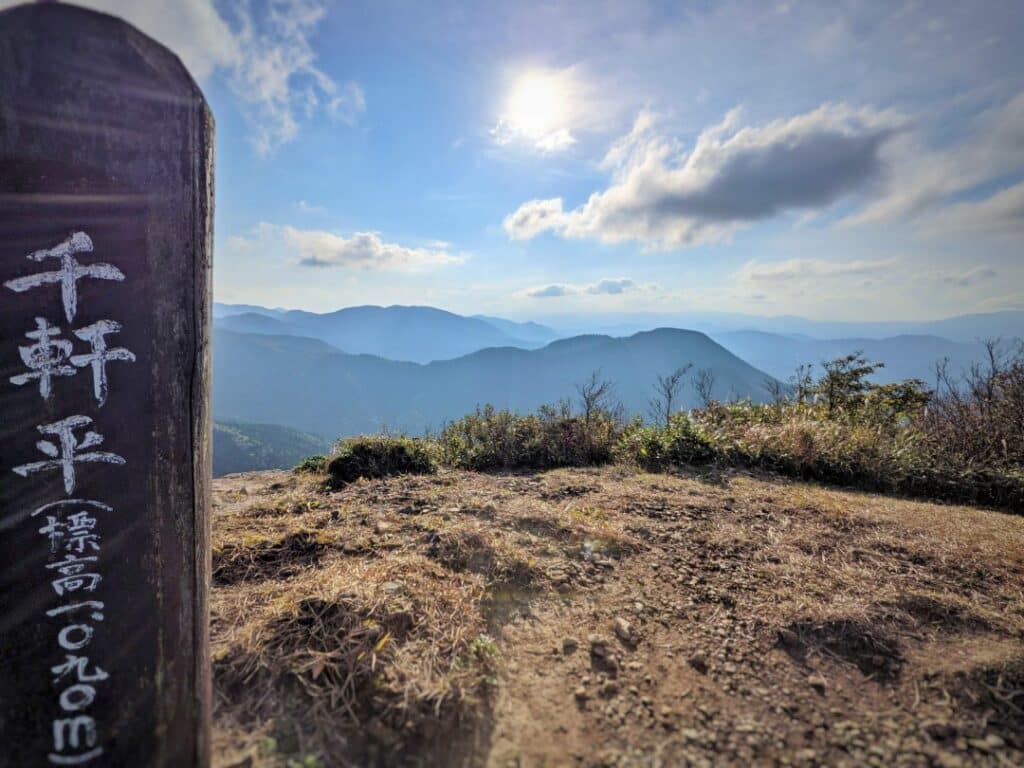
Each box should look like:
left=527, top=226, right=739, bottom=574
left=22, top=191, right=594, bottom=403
left=211, top=466, right=1024, bottom=768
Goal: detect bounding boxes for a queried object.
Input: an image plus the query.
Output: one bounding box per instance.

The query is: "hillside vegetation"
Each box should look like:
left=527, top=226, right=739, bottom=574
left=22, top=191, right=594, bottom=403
left=307, top=345, right=1024, bottom=511
left=214, top=421, right=331, bottom=477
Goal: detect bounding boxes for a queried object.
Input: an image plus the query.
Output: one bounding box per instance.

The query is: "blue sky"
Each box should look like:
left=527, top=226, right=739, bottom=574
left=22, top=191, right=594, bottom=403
left=19, top=0, right=1024, bottom=320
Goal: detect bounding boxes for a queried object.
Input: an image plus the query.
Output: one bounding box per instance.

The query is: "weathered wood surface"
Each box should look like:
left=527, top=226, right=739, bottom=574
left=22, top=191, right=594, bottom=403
left=0, top=4, right=212, bottom=766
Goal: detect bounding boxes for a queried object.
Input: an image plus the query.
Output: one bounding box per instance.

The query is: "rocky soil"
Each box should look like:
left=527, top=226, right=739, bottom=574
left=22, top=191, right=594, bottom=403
left=211, top=465, right=1024, bottom=767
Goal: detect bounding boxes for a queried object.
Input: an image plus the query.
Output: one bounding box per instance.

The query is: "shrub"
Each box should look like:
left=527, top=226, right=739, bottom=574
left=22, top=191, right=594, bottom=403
left=617, top=412, right=715, bottom=471
left=691, top=403, right=1024, bottom=510
left=438, top=403, right=619, bottom=471
left=327, top=435, right=434, bottom=487
left=293, top=454, right=328, bottom=474
left=925, top=342, right=1024, bottom=471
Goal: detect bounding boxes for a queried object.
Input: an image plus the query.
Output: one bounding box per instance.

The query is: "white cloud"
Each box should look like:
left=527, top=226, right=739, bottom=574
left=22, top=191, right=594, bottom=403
left=586, top=278, right=637, bottom=295
left=519, top=277, right=647, bottom=299
left=533, top=128, right=577, bottom=153
left=504, top=103, right=903, bottom=248
left=11, top=0, right=366, bottom=155
left=524, top=284, right=574, bottom=298
left=233, top=223, right=465, bottom=272
left=503, top=198, right=567, bottom=240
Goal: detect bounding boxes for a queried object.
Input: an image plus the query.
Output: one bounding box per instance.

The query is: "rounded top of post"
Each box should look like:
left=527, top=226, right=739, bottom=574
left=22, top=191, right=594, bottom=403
left=0, top=1, right=211, bottom=114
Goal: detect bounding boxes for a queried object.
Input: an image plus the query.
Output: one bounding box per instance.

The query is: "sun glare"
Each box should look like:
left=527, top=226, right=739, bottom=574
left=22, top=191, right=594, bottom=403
left=503, top=70, right=569, bottom=140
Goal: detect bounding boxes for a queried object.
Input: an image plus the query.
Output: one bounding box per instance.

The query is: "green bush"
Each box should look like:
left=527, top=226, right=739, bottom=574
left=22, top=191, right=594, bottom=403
left=326, top=435, right=434, bottom=487
left=293, top=454, right=328, bottom=474
left=438, top=403, right=619, bottom=471
left=617, top=412, right=714, bottom=471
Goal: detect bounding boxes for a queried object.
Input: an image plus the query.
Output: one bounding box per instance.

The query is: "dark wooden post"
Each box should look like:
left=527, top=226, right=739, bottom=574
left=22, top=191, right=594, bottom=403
left=0, top=4, right=212, bottom=766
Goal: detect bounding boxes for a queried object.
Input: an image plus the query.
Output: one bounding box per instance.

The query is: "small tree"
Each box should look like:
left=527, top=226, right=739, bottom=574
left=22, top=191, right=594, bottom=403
left=790, top=363, right=815, bottom=404
left=817, top=352, right=884, bottom=418
left=575, top=369, right=615, bottom=428
left=692, top=368, right=716, bottom=407
left=862, top=379, right=931, bottom=422
left=762, top=376, right=786, bottom=409
left=649, top=364, right=692, bottom=426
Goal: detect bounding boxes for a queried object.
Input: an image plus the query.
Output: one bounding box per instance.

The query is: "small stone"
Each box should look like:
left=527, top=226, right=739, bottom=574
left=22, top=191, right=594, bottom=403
left=381, top=581, right=403, bottom=594
left=589, top=634, right=611, bottom=657
left=613, top=617, right=633, bottom=643
left=688, top=652, right=708, bottom=674
left=599, top=680, right=620, bottom=697
left=574, top=686, right=589, bottom=702
left=807, top=673, right=827, bottom=693
left=373, top=520, right=391, bottom=534
left=562, top=637, right=579, bottom=655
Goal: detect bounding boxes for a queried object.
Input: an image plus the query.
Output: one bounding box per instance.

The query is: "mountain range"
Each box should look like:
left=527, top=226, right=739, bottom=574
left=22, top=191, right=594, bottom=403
left=213, top=327, right=779, bottom=439
left=214, top=302, right=1019, bottom=382
left=532, top=309, right=1024, bottom=344
left=214, top=304, right=557, bottom=363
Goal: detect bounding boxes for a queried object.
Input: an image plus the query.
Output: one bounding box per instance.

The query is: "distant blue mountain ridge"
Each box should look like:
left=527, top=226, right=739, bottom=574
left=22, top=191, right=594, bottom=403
left=213, top=302, right=1020, bottom=384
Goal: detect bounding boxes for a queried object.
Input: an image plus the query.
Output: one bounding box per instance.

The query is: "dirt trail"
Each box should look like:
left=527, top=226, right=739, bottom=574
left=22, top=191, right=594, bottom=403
left=211, top=467, right=1024, bottom=767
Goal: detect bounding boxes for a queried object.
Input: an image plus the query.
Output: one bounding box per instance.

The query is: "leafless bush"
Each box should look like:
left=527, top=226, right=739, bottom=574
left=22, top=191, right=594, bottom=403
left=649, top=365, right=692, bottom=426
left=692, top=368, right=716, bottom=407
left=925, top=340, right=1024, bottom=470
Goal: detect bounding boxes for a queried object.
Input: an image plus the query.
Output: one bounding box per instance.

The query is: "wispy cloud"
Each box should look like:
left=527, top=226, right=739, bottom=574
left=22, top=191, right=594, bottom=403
left=737, top=257, right=893, bottom=283
left=227, top=0, right=365, bottom=154
left=919, top=182, right=1024, bottom=240
left=46, top=0, right=365, bottom=155
left=844, top=91, right=1024, bottom=229
left=926, top=265, right=999, bottom=287
left=232, top=223, right=465, bottom=272
left=980, top=293, right=1024, bottom=311
left=504, top=104, right=903, bottom=247
left=295, top=200, right=326, bottom=215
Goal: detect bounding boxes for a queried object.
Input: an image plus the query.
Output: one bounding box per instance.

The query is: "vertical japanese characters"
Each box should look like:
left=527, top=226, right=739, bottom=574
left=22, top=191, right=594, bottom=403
left=4, top=231, right=135, bottom=766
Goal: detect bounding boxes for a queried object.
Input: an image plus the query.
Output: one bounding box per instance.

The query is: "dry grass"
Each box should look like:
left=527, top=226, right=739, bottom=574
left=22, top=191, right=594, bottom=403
left=212, top=466, right=1024, bottom=767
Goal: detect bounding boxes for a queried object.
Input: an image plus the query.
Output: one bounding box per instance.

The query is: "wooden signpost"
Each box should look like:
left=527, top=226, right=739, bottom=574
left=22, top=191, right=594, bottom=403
left=0, top=4, right=213, bottom=765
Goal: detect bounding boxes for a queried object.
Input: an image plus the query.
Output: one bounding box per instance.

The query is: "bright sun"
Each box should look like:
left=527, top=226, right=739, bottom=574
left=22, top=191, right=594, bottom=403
left=503, top=70, right=569, bottom=140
